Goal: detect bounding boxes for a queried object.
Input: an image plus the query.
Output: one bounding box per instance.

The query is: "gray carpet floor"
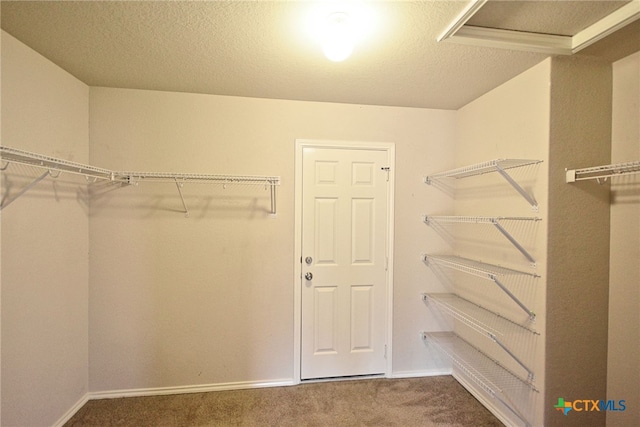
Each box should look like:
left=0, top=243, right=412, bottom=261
left=65, top=376, right=503, bottom=426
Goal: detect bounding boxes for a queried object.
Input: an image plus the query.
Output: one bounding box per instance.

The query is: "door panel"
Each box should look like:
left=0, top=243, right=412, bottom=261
left=315, top=198, right=338, bottom=265
left=301, top=147, right=388, bottom=380
left=352, top=198, right=374, bottom=263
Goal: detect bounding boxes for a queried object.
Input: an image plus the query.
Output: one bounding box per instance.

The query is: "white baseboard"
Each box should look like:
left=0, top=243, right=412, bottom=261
left=52, top=393, right=90, bottom=427
left=88, top=378, right=296, bottom=400
left=391, top=368, right=452, bottom=379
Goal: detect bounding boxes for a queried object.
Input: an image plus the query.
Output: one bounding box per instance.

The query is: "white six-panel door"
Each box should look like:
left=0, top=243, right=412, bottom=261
left=300, top=146, right=389, bottom=380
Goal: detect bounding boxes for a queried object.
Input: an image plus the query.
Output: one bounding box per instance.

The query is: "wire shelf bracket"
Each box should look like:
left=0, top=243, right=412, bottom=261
left=423, top=216, right=540, bottom=267
left=566, top=160, right=640, bottom=183
left=424, top=159, right=542, bottom=210
left=1, top=170, right=50, bottom=211
left=0, top=145, right=281, bottom=215
left=421, top=292, right=537, bottom=379
left=421, top=331, right=537, bottom=427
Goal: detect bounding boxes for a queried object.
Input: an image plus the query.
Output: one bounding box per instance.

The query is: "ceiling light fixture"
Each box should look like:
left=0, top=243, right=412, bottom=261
left=322, top=12, right=355, bottom=62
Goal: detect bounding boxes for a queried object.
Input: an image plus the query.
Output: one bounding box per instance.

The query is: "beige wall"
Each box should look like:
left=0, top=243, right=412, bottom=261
left=88, top=87, right=456, bottom=391
left=1, top=31, right=89, bottom=426
left=608, top=51, right=640, bottom=427
left=546, top=56, right=612, bottom=427
left=0, top=14, right=3, bottom=427
left=453, top=58, right=551, bottom=427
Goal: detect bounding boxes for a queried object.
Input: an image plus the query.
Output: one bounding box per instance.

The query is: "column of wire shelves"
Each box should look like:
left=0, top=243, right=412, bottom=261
left=421, top=331, right=537, bottom=427
left=421, top=292, right=538, bottom=380
left=422, top=161, right=542, bottom=427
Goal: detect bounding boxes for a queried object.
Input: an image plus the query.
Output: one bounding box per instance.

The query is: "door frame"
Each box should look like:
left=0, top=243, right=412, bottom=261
left=293, top=139, right=395, bottom=383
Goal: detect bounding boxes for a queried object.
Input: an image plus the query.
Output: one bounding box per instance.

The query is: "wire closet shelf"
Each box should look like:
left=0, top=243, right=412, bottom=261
left=423, top=216, right=541, bottom=266
left=0, top=145, right=281, bottom=215
left=424, top=158, right=542, bottom=210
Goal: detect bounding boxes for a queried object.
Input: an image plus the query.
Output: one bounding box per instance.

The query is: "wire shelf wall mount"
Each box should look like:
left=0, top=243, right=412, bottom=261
left=424, top=159, right=542, bottom=210
left=0, top=145, right=281, bottom=216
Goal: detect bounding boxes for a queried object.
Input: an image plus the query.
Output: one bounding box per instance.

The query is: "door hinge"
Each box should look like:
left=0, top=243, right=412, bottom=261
left=384, top=344, right=388, bottom=359
left=385, top=256, right=389, bottom=271
left=381, top=167, right=390, bottom=182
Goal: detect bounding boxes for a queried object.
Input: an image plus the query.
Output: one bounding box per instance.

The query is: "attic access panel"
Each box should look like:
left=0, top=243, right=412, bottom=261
left=467, top=0, right=631, bottom=36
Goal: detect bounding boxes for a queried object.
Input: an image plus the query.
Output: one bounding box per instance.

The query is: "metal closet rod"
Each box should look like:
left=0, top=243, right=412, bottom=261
left=566, top=160, right=640, bottom=183
left=0, top=145, right=281, bottom=215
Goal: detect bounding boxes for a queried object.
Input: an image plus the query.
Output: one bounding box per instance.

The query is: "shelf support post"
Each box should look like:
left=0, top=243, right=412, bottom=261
left=491, top=219, right=536, bottom=266
left=494, top=164, right=538, bottom=210
left=489, top=333, right=535, bottom=380
left=174, top=178, right=189, bottom=218
left=270, top=180, right=277, bottom=215
left=492, top=276, right=536, bottom=320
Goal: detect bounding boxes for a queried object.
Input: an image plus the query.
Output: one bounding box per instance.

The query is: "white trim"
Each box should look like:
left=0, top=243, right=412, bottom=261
left=439, top=0, right=640, bottom=56
left=437, top=0, right=488, bottom=42
left=52, top=393, right=90, bottom=427
left=390, top=369, right=452, bottom=379
left=301, top=373, right=385, bottom=384
left=88, top=378, right=295, bottom=400
left=293, top=139, right=396, bottom=383
left=385, top=144, right=396, bottom=379
left=451, top=26, right=572, bottom=55
left=571, top=0, right=640, bottom=53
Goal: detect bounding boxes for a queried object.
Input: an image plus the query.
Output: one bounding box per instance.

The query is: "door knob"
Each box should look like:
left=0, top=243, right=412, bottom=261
left=304, top=272, right=313, bottom=280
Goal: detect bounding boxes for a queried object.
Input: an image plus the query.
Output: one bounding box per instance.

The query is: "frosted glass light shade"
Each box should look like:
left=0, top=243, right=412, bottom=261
left=322, top=12, right=355, bottom=62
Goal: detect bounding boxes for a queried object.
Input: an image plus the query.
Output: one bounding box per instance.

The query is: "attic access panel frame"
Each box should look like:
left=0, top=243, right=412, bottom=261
left=438, top=0, right=640, bottom=55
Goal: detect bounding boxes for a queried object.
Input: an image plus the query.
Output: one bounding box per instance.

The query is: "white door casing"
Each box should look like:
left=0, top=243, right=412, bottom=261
left=294, top=140, right=394, bottom=381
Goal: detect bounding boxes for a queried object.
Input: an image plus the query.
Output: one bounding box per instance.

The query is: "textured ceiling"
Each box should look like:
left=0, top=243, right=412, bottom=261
left=1, top=1, right=638, bottom=110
